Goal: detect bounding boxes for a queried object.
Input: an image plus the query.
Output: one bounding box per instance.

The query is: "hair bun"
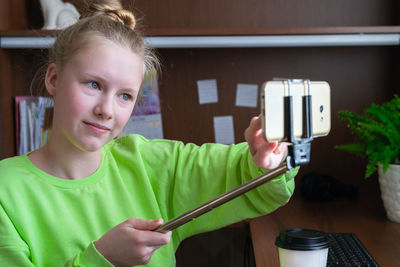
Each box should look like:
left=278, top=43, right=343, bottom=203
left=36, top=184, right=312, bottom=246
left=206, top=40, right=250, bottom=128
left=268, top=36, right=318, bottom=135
left=81, top=0, right=136, bottom=30
left=103, top=8, right=136, bottom=29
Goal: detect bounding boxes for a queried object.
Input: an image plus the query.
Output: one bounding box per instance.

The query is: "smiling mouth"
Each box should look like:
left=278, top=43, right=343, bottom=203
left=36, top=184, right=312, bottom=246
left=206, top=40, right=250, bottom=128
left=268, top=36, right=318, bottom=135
left=83, top=121, right=111, bottom=134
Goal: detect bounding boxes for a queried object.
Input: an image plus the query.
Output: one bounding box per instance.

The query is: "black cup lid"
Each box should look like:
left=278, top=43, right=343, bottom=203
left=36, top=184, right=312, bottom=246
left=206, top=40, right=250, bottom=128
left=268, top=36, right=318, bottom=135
left=275, top=228, right=329, bottom=251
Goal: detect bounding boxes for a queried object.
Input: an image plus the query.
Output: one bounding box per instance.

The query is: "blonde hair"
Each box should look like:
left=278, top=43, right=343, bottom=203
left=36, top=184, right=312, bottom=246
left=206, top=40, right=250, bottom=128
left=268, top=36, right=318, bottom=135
left=32, top=0, right=159, bottom=96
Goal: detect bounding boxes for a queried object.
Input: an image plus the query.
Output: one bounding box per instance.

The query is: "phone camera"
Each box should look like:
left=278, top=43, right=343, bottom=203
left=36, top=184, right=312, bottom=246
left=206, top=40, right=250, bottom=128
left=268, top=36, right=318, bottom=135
left=320, top=105, right=324, bottom=113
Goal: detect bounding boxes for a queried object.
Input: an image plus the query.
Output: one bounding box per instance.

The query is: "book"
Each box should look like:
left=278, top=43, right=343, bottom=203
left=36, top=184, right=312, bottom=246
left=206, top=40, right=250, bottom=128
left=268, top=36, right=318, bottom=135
left=15, top=96, right=54, bottom=155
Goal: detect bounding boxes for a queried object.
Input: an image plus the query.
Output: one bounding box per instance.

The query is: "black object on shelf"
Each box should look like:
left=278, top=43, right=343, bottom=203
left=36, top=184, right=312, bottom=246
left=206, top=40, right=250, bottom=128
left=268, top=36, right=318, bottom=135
left=300, top=172, right=358, bottom=202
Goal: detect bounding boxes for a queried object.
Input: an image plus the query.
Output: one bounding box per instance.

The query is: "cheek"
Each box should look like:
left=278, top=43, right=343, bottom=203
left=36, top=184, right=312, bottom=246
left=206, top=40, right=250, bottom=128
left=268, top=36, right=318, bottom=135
left=117, top=108, right=133, bottom=127
left=70, top=95, right=91, bottom=114
left=55, top=91, right=92, bottom=122
left=115, top=102, right=135, bottom=128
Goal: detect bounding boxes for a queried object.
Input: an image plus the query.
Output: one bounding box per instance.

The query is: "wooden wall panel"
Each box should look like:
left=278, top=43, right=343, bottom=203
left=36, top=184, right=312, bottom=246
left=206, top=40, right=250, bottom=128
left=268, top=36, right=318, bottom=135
left=8, top=0, right=27, bottom=30
left=0, top=1, right=10, bottom=30
left=0, top=50, right=14, bottom=156
left=129, top=0, right=396, bottom=30
left=157, top=46, right=397, bottom=186
left=2, top=1, right=399, bottom=31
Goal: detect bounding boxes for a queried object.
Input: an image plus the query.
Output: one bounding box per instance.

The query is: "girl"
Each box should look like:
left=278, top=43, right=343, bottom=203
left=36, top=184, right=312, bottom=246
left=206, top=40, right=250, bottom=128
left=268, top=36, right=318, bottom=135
left=0, top=1, right=298, bottom=266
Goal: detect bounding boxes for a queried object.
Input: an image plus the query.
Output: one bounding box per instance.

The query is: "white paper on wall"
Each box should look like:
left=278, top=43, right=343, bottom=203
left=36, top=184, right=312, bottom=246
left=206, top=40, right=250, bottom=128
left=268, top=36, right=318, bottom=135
left=235, top=83, right=258, bottom=107
left=197, top=79, right=219, bottom=104
left=213, top=116, right=235, bottom=145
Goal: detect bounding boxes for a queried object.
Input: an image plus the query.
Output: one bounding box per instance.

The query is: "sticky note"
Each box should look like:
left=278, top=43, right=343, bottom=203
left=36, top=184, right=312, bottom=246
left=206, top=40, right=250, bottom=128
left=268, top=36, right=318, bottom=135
left=235, top=83, right=258, bottom=107
left=197, top=79, right=219, bottom=104
left=213, top=116, right=235, bottom=144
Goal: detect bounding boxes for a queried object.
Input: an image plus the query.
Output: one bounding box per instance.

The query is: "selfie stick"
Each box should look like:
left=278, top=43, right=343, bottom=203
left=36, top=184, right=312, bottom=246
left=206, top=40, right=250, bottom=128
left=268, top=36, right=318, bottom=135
left=155, top=79, right=313, bottom=233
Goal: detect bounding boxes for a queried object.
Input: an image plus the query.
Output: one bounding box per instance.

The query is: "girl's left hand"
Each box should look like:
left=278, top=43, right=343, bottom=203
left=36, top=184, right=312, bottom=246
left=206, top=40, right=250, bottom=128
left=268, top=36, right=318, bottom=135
left=244, top=115, right=289, bottom=170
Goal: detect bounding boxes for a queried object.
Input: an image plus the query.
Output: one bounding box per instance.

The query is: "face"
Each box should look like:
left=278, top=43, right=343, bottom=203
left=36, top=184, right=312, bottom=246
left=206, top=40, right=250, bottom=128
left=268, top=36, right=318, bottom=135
left=45, top=40, right=144, bottom=153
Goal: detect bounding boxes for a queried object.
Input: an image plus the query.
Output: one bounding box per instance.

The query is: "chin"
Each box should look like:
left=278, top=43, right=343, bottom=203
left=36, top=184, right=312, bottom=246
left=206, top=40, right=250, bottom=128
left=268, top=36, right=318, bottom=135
left=78, top=140, right=108, bottom=153
left=79, top=145, right=102, bottom=153
left=76, top=133, right=116, bottom=152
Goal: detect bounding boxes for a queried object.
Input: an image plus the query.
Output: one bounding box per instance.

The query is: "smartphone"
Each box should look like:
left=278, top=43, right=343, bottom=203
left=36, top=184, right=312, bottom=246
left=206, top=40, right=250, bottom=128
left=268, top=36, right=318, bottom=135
left=260, top=80, right=331, bottom=142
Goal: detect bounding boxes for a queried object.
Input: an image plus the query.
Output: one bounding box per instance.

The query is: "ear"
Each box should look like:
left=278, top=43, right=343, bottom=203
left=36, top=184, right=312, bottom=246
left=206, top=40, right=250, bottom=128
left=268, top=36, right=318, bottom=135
left=45, top=63, right=58, bottom=96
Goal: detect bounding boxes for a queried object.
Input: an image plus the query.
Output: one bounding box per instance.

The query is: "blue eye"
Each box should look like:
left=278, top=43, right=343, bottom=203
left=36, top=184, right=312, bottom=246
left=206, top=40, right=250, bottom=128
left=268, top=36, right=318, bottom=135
left=120, top=93, right=132, bottom=101
left=87, top=81, right=99, bottom=89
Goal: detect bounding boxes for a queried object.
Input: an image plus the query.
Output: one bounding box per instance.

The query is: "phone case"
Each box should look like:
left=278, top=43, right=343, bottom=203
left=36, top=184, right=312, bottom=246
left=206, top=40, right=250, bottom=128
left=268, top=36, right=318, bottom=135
left=261, top=80, right=331, bottom=142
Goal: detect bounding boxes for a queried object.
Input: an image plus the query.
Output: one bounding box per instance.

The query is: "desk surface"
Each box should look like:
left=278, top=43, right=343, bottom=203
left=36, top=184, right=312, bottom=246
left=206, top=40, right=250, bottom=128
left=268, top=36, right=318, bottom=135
left=250, top=184, right=400, bottom=267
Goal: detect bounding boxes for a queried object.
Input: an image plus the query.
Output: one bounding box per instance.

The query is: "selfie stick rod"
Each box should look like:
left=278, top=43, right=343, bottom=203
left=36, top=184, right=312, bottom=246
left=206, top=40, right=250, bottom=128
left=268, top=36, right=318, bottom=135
left=155, top=161, right=289, bottom=233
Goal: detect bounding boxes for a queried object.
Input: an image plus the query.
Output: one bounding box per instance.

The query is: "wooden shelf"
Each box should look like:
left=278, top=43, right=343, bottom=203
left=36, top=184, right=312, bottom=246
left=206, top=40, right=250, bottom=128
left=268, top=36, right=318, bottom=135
left=144, top=26, right=400, bottom=36
left=2, top=27, right=400, bottom=49
left=2, top=26, right=400, bottom=36
left=0, top=30, right=58, bottom=36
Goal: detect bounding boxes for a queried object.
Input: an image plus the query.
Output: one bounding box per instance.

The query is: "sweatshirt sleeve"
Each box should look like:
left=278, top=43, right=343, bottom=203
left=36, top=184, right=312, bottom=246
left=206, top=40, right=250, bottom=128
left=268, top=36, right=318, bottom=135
left=0, top=203, right=34, bottom=267
left=138, top=138, right=298, bottom=243
left=64, top=242, right=114, bottom=267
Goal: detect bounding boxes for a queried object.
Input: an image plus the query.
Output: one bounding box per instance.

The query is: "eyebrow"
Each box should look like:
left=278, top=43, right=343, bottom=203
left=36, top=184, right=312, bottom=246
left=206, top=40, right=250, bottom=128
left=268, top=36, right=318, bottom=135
left=83, top=72, right=107, bottom=85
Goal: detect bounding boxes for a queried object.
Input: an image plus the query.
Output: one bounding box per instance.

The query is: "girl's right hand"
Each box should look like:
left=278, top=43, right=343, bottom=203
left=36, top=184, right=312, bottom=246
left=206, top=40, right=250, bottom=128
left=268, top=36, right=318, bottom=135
left=244, top=115, right=289, bottom=170
left=94, top=218, right=171, bottom=266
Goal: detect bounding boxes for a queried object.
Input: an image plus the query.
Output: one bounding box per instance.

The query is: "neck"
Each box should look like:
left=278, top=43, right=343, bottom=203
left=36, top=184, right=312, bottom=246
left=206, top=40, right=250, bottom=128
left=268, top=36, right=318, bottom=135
left=29, top=138, right=102, bottom=180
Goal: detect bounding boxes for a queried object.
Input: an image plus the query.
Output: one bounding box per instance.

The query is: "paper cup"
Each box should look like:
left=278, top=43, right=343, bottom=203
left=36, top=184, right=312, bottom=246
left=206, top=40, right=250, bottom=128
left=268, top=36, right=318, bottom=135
left=275, top=228, right=329, bottom=267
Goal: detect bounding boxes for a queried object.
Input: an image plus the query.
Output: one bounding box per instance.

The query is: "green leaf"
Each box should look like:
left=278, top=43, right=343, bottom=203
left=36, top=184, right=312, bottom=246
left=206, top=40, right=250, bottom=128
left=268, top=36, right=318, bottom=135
left=335, top=143, right=365, bottom=157
left=336, top=94, right=400, bottom=178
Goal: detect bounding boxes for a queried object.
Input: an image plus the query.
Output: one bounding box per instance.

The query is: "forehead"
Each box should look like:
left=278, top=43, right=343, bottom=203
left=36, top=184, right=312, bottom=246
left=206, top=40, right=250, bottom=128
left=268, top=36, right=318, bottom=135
left=71, top=39, right=142, bottom=68
left=66, top=39, right=144, bottom=87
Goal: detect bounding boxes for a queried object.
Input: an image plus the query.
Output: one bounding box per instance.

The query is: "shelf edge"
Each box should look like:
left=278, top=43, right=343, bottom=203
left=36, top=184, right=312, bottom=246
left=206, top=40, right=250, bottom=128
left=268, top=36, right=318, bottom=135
left=1, top=33, right=399, bottom=49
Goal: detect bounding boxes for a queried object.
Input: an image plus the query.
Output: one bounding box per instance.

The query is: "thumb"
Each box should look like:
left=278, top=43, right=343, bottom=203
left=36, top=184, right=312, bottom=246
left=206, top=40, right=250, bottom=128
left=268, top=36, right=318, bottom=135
left=125, top=218, right=164, bottom=231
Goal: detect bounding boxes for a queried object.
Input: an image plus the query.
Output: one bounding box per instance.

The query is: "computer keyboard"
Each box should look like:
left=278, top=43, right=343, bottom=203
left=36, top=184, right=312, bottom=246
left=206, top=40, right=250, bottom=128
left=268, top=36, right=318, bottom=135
left=327, top=233, right=379, bottom=267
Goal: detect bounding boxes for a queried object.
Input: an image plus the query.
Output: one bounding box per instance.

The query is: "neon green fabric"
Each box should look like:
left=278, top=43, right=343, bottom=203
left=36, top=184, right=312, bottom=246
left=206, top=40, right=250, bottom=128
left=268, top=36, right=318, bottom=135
left=0, top=134, right=298, bottom=266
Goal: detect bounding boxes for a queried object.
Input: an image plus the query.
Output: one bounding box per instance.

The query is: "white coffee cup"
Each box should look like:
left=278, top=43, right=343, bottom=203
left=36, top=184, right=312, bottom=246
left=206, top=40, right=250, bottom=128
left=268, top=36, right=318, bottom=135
left=275, top=228, right=329, bottom=267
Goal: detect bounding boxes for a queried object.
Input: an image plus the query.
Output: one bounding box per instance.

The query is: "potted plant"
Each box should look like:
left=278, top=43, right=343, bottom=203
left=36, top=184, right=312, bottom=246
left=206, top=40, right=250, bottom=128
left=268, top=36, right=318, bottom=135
left=336, top=94, right=400, bottom=222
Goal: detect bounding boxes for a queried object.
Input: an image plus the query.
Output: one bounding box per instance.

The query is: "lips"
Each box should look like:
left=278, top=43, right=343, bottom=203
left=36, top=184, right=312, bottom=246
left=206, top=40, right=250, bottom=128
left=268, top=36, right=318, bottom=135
left=83, top=121, right=111, bottom=134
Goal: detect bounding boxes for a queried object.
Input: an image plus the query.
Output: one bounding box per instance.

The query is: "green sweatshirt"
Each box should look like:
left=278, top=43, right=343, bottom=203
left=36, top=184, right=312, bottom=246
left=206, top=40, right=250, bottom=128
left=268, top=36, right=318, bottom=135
left=0, top=134, right=297, bottom=266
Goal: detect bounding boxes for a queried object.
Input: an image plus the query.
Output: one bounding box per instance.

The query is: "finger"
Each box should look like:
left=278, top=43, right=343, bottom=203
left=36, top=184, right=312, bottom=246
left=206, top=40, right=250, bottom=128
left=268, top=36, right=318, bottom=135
left=250, top=114, right=262, bottom=131
left=125, top=218, right=164, bottom=231
left=253, top=142, right=288, bottom=169
left=256, top=141, right=278, bottom=158
left=255, top=151, right=285, bottom=169
left=137, top=229, right=172, bottom=247
left=151, top=231, right=171, bottom=247
left=245, top=115, right=262, bottom=139
left=245, top=115, right=268, bottom=155
left=272, top=142, right=289, bottom=155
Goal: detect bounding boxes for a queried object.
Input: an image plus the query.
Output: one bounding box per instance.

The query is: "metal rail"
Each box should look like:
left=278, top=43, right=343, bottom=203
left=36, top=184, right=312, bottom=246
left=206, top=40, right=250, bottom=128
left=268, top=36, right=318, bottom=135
left=1, top=34, right=400, bottom=49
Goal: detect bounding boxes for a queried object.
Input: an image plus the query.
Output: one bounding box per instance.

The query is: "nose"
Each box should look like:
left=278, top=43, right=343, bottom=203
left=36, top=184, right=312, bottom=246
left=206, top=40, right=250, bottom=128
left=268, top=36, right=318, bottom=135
left=94, top=95, right=113, bottom=120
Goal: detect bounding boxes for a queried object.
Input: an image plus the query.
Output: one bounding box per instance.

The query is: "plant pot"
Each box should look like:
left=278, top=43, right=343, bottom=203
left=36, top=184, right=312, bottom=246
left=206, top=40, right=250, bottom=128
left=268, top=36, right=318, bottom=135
left=378, top=164, right=400, bottom=223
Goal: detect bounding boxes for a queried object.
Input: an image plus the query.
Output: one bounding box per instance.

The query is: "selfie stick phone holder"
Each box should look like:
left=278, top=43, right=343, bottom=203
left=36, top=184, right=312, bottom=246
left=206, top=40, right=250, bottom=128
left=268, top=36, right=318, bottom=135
left=155, top=79, right=314, bottom=233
